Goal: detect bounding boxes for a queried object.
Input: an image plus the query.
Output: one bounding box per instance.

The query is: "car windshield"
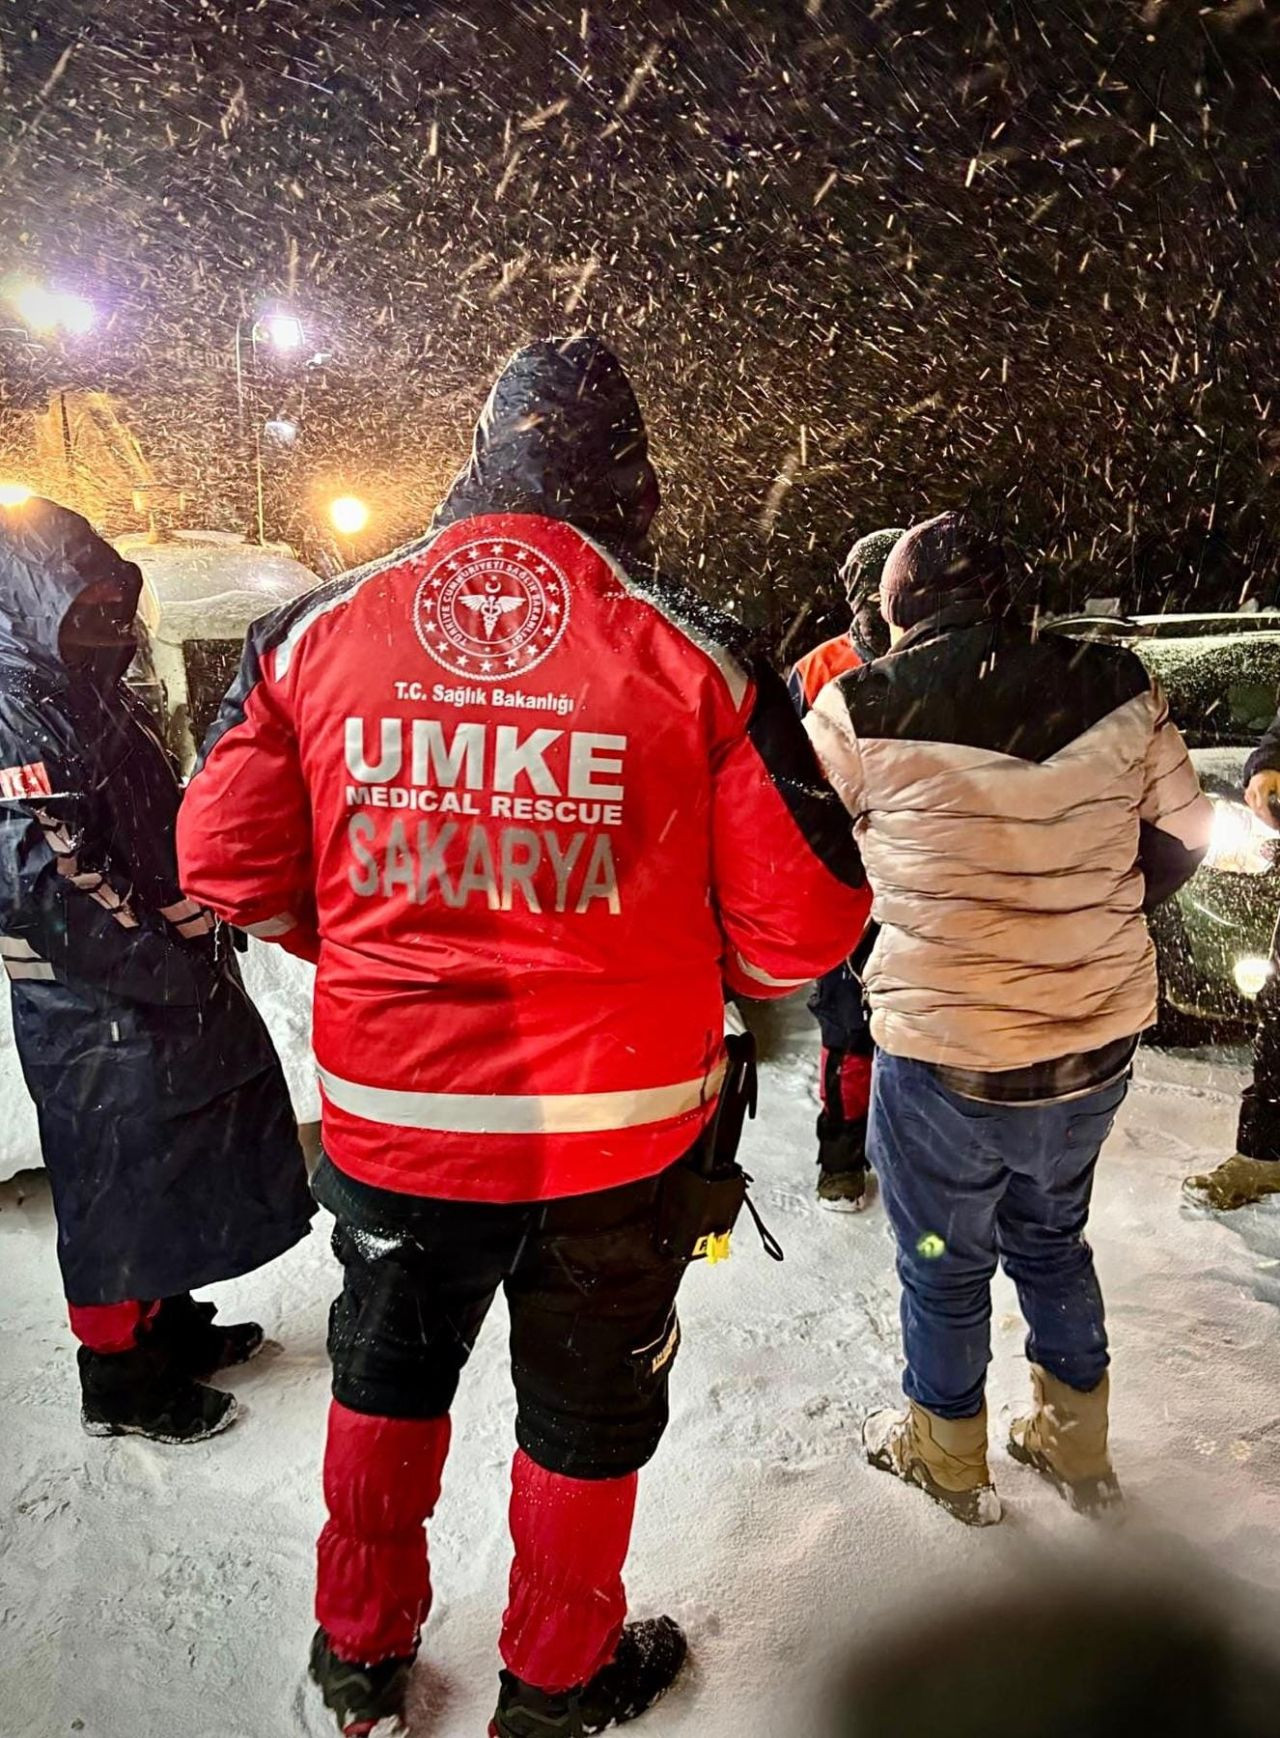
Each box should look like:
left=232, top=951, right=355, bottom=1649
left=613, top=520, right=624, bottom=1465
left=1139, top=634, right=1280, bottom=748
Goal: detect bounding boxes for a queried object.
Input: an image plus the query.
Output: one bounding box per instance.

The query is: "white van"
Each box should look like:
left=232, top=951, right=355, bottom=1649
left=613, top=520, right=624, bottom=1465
left=118, top=529, right=322, bottom=771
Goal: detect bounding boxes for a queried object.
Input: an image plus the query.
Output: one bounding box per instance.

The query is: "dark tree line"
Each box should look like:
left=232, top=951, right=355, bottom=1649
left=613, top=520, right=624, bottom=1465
left=1, top=0, right=1278, bottom=639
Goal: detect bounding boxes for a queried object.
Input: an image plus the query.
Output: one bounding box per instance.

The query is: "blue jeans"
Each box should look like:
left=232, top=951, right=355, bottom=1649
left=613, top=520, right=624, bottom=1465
left=868, top=1052, right=1127, bottom=1421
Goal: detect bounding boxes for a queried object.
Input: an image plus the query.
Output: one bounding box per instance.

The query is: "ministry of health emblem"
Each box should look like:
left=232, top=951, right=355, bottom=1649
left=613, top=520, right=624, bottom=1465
left=413, top=538, right=571, bottom=681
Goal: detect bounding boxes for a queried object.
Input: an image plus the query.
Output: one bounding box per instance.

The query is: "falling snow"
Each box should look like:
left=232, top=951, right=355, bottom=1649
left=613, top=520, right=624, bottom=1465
left=2, top=5, right=1280, bottom=1732
left=0, top=1, right=1277, bottom=635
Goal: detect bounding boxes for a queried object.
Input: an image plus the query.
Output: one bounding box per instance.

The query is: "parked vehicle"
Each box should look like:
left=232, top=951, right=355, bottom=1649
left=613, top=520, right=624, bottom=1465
left=1050, top=611, right=1280, bottom=1032
left=120, top=530, right=321, bottom=770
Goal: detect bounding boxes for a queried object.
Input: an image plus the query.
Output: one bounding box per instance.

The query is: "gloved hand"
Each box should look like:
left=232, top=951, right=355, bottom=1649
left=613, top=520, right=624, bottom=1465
left=1245, top=770, right=1280, bottom=831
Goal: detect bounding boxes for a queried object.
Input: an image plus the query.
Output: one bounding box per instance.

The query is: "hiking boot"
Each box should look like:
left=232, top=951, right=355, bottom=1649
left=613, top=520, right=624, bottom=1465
left=1183, top=1154, right=1280, bottom=1212
left=864, top=1401, right=1002, bottom=1527
left=1008, top=1365, right=1122, bottom=1516
left=309, top=1628, right=415, bottom=1737
left=149, top=1293, right=265, bottom=1379
left=816, top=1116, right=870, bottom=1214
left=490, top=1616, right=688, bottom=1737
left=817, top=1164, right=870, bottom=1213
left=78, top=1344, right=240, bottom=1445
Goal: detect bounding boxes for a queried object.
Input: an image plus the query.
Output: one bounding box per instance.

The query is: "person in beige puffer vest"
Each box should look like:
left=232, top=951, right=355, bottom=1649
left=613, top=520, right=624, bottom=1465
left=805, top=512, right=1213, bottom=1525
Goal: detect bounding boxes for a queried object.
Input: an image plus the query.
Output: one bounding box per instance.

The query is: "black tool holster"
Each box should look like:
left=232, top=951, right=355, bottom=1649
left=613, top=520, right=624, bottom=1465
left=656, top=1032, right=771, bottom=1265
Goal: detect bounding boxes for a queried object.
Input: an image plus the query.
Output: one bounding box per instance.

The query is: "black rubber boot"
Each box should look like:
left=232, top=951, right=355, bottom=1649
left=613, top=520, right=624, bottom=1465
left=78, top=1343, right=240, bottom=1445
left=149, top=1294, right=265, bottom=1379
left=490, top=1617, right=688, bottom=1737
left=309, top=1628, right=415, bottom=1736
left=816, top=1115, right=870, bottom=1213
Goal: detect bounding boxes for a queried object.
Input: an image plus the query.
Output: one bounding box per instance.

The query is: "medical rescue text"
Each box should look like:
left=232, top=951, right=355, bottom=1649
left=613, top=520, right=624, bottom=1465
left=343, top=715, right=624, bottom=914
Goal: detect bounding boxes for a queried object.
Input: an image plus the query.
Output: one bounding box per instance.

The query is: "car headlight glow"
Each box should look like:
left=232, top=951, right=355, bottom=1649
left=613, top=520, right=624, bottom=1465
left=1233, top=955, right=1274, bottom=999
left=1203, top=797, right=1276, bottom=877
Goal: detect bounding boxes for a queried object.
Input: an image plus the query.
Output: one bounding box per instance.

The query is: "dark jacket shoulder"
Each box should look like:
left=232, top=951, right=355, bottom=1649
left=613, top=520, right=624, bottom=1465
left=830, top=620, right=1153, bottom=766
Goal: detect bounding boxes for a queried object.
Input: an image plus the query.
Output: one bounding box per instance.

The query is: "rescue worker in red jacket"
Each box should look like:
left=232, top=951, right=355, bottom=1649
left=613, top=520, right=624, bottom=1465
left=178, top=335, right=870, bottom=1738
left=788, top=526, right=904, bottom=1209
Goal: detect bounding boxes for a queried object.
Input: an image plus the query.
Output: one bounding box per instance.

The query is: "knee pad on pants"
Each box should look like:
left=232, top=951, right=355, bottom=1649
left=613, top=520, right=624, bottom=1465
left=513, top=1302, right=680, bottom=1480
left=327, top=1222, right=486, bottom=1419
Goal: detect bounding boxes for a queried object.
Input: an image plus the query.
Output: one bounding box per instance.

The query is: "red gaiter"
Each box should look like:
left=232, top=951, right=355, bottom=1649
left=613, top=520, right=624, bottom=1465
left=500, top=1449, right=637, bottom=1694
left=315, top=1401, right=452, bottom=1664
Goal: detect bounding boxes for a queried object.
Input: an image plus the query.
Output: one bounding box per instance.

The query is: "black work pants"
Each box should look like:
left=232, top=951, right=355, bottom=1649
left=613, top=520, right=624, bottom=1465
left=1239, top=952, right=1280, bottom=1160
left=313, top=1154, right=688, bottom=1480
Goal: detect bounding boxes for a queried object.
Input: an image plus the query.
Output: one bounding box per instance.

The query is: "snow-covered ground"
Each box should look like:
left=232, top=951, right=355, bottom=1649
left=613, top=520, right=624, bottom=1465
left=3, top=1008, right=1280, bottom=1737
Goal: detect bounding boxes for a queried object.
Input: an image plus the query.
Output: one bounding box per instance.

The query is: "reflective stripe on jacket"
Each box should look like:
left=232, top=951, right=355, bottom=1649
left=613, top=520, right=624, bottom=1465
left=181, top=515, right=869, bottom=1201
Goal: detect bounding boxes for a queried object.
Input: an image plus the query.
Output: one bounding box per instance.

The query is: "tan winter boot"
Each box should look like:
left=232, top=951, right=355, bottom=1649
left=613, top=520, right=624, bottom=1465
left=1183, top=1154, right=1280, bottom=1212
left=863, top=1401, right=1002, bottom=1527
left=1008, top=1365, right=1121, bottom=1516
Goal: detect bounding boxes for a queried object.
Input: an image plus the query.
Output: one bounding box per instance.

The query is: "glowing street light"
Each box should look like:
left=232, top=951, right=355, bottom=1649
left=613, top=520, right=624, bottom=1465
left=0, top=482, right=33, bottom=507
left=329, top=495, right=370, bottom=536
left=11, top=286, right=58, bottom=331
left=10, top=284, right=94, bottom=335
left=234, top=308, right=307, bottom=544
left=55, top=293, right=94, bottom=335
left=259, top=312, right=304, bottom=353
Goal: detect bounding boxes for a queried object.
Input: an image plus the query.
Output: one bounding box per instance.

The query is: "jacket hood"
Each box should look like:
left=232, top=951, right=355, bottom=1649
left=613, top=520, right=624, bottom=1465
left=432, top=334, right=660, bottom=552
left=879, top=510, right=1009, bottom=631
left=0, top=497, right=142, bottom=682
left=841, top=526, right=906, bottom=660
left=839, top=526, right=906, bottom=601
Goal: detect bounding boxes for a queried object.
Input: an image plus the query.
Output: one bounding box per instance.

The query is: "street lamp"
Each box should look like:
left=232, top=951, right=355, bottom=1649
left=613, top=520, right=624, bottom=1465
left=329, top=495, right=370, bottom=536
left=0, top=482, right=33, bottom=507
left=7, top=283, right=94, bottom=336
left=233, top=309, right=305, bottom=544
left=234, top=309, right=306, bottom=422
left=262, top=313, right=304, bottom=353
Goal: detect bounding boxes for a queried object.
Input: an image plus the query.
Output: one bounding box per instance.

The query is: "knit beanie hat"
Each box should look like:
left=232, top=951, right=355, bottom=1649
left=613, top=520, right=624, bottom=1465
left=838, top=526, right=907, bottom=604
left=879, top=511, right=1009, bottom=630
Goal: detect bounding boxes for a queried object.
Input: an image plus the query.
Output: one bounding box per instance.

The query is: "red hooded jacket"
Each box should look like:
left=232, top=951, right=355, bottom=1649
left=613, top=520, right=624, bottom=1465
left=178, top=339, right=868, bottom=1202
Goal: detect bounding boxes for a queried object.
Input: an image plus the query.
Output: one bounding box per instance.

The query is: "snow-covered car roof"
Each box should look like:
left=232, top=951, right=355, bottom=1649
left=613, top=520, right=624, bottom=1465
left=1048, top=610, right=1280, bottom=747
left=1134, top=610, right=1280, bottom=624
left=117, top=531, right=321, bottom=644
left=1134, top=610, right=1280, bottom=640
left=1050, top=610, right=1280, bottom=642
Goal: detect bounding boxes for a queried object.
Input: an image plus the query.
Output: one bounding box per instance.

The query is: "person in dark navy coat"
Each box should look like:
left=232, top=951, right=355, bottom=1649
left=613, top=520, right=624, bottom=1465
left=0, top=496, right=314, bottom=1443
